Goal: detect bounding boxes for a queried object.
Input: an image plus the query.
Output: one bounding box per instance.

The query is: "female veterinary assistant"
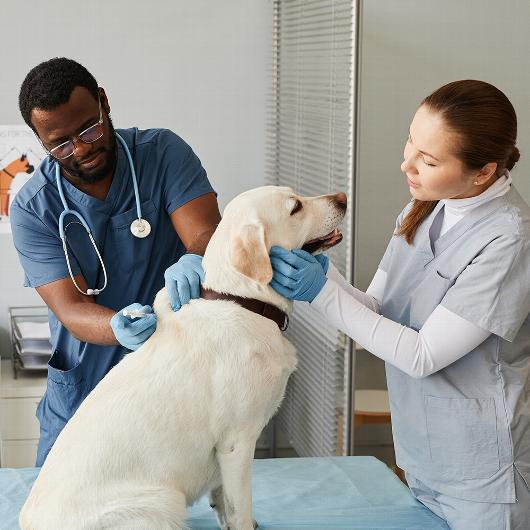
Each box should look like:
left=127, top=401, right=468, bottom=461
left=270, top=80, right=530, bottom=529
left=10, top=58, right=220, bottom=467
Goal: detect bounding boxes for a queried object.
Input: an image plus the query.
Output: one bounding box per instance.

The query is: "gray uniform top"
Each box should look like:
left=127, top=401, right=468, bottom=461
left=379, top=185, right=530, bottom=503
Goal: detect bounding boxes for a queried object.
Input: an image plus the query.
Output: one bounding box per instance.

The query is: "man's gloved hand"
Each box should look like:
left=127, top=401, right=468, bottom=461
left=269, top=246, right=328, bottom=302
left=164, top=253, right=205, bottom=311
left=110, top=303, right=157, bottom=351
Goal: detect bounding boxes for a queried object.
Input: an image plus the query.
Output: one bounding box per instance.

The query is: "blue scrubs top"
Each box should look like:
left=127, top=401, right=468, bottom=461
left=9, top=128, right=215, bottom=465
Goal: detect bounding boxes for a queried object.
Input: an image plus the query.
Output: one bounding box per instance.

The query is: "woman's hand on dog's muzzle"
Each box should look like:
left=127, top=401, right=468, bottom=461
left=269, top=246, right=328, bottom=302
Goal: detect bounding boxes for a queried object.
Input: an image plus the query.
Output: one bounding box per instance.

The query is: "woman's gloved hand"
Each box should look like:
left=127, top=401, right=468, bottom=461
left=164, top=253, right=205, bottom=311
left=269, top=246, right=328, bottom=302
left=110, top=303, right=157, bottom=351
left=313, top=253, right=329, bottom=273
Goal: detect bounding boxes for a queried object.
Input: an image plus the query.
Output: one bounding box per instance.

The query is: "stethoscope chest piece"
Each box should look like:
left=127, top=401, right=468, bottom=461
left=130, top=218, right=151, bottom=238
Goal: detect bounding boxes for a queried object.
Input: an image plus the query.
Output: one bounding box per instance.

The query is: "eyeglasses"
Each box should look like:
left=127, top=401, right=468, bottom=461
left=47, top=99, right=104, bottom=160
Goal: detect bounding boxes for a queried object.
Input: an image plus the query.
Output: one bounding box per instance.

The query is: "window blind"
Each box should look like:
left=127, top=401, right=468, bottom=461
left=267, top=0, right=357, bottom=456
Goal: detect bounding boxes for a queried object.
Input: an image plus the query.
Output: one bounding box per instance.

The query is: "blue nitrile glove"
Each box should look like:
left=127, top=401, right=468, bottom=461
left=110, top=303, right=157, bottom=351
left=313, top=253, right=329, bottom=273
left=269, top=246, right=328, bottom=302
left=164, top=253, right=205, bottom=311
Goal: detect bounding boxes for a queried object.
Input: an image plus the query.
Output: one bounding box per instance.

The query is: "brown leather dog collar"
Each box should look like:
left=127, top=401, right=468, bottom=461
left=200, top=287, right=289, bottom=331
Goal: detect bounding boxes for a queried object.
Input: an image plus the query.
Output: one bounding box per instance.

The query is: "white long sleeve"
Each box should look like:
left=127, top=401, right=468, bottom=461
left=325, top=261, right=381, bottom=313
left=311, top=279, right=491, bottom=378
left=366, top=268, right=387, bottom=307
left=313, top=173, right=510, bottom=377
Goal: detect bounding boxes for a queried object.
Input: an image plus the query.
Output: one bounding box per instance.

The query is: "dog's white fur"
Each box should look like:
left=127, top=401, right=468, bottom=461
left=19, top=186, right=346, bottom=530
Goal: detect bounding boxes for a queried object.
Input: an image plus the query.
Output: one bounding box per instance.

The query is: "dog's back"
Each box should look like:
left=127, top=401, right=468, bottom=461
left=20, top=289, right=296, bottom=529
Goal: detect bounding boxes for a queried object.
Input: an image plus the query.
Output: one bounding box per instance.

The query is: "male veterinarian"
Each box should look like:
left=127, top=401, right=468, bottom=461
left=10, top=57, right=220, bottom=466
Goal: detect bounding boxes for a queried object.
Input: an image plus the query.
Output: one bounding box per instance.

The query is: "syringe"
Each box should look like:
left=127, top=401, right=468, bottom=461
left=122, top=308, right=149, bottom=319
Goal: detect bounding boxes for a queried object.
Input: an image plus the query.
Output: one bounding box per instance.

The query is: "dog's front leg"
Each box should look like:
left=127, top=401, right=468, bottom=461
left=216, top=438, right=257, bottom=530
left=209, top=485, right=228, bottom=529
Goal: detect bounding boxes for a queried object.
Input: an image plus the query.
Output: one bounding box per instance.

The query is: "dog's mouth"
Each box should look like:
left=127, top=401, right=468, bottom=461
left=301, top=228, right=343, bottom=254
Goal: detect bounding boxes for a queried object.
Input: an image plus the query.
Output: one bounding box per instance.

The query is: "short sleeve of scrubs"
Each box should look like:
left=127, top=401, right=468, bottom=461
left=10, top=203, right=81, bottom=288
left=379, top=201, right=414, bottom=272
left=157, top=130, right=215, bottom=215
left=441, top=235, right=530, bottom=341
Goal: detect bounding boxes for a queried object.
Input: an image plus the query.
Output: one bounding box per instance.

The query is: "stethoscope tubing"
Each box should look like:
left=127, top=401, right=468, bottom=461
left=55, top=132, right=145, bottom=296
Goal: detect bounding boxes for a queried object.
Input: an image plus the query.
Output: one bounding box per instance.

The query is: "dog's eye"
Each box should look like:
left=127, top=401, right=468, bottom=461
left=290, top=200, right=303, bottom=215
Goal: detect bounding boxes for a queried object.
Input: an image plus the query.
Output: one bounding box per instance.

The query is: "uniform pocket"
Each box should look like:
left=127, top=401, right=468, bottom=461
left=107, top=199, right=158, bottom=274
left=109, top=199, right=157, bottom=232
left=425, top=395, right=500, bottom=479
left=44, top=350, right=87, bottom=422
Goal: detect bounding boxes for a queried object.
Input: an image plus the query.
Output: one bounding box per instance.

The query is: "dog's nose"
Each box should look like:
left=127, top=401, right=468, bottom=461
left=334, top=192, right=347, bottom=210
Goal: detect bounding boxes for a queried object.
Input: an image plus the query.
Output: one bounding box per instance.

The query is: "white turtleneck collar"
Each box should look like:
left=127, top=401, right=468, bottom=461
left=443, top=171, right=512, bottom=215
left=435, top=171, right=512, bottom=239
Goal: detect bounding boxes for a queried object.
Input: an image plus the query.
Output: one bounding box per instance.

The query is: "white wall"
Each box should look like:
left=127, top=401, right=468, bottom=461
left=0, top=0, right=272, bottom=357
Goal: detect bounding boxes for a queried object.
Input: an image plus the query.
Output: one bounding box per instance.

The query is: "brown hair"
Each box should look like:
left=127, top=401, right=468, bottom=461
left=398, top=80, right=520, bottom=244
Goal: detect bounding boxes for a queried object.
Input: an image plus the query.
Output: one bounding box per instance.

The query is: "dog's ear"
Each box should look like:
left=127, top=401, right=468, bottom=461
left=229, top=223, right=273, bottom=284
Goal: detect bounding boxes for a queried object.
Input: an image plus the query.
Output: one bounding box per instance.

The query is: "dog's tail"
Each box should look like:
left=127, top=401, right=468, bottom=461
left=94, top=486, right=187, bottom=530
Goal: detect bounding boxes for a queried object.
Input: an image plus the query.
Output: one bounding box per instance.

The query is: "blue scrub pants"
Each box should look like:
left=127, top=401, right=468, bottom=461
left=406, top=469, right=530, bottom=530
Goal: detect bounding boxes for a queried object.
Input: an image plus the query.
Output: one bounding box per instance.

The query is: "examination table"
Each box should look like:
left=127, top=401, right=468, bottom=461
left=0, top=456, right=449, bottom=529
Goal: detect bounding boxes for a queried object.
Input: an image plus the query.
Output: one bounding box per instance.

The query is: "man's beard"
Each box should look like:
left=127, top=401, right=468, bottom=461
left=59, top=117, right=117, bottom=185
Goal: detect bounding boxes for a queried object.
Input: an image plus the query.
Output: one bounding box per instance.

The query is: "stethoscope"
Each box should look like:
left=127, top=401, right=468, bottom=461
left=56, top=132, right=151, bottom=296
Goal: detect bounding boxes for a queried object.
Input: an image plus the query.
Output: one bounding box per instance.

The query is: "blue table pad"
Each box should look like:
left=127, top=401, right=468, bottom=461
left=0, top=456, right=449, bottom=530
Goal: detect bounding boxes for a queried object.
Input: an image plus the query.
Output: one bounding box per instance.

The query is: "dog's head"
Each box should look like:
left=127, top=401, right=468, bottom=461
left=208, top=186, right=347, bottom=287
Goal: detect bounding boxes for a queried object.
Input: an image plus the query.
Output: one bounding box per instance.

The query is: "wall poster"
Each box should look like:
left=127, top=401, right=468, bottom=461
left=0, top=125, right=45, bottom=234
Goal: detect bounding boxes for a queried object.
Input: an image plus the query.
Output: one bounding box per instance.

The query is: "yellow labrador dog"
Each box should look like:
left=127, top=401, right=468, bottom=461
left=20, top=186, right=346, bottom=530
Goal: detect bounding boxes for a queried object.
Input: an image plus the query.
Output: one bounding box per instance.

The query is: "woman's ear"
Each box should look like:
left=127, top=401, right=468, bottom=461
left=229, top=223, right=273, bottom=284
left=474, top=162, right=498, bottom=184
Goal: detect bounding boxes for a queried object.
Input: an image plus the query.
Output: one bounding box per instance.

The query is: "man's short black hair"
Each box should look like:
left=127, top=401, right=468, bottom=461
left=19, top=57, right=99, bottom=130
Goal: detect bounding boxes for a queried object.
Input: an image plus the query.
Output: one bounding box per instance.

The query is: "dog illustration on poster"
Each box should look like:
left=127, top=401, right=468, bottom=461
left=0, top=153, right=35, bottom=216
left=0, top=126, right=45, bottom=230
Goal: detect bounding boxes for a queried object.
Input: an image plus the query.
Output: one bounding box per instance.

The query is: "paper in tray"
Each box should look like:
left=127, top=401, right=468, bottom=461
left=13, top=321, right=51, bottom=341
left=14, top=341, right=52, bottom=358
left=19, top=353, right=49, bottom=370
left=15, top=340, right=52, bottom=355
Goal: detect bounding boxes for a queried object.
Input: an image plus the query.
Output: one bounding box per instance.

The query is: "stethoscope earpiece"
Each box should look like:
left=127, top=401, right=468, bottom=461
left=56, top=132, right=149, bottom=297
